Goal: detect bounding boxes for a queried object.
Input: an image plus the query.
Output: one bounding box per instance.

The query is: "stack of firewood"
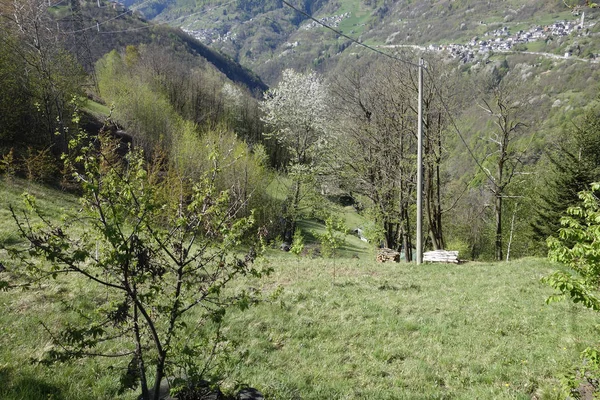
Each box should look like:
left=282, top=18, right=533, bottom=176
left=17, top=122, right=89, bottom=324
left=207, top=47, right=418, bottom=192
left=376, top=248, right=401, bottom=263
left=423, top=250, right=459, bottom=264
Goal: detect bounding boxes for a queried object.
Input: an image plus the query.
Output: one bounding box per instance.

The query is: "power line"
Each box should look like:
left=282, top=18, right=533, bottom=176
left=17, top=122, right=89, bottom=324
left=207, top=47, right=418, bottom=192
left=59, top=0, right=156, bottom=34
left=424, top=66, right=497, bottom=188
left=98, top=24, right=154, bottom=34
left=280, top=0, right=498, bottom=257
left=279, top=0, right=492, bottom=183
left=280, top=0, right=421, bottom=68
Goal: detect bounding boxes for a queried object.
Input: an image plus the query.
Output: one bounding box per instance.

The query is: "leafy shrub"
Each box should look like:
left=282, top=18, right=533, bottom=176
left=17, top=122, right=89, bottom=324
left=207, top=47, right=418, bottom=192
left=23, top=147, right=57, bottom=183
left=0, top=148, right=17, bottom=181
left=290, top=228, right=305, bottom=262
left=545, top=182, right=600, bottom=396
left=10, top=132, right=267, bottom=399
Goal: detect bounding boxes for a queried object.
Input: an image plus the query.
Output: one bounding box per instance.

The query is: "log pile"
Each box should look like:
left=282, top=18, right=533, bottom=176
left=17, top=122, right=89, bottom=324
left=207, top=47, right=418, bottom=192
left=423, top=250, right=459, bottom=264
left=376, top=248, right=401, bottom=263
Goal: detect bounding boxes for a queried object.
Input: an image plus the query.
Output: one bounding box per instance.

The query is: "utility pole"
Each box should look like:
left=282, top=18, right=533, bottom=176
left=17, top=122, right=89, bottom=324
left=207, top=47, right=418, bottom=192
left=416, top=58, right=424, bottom=265
left=67, top=0, right=99, bottom=92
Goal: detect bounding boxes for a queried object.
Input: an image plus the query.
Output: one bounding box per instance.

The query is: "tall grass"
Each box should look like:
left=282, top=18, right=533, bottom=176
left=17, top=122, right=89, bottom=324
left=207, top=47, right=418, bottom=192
left=220, top=257, right=598, bottom=399
left=0, top=180, right=597, bottom=399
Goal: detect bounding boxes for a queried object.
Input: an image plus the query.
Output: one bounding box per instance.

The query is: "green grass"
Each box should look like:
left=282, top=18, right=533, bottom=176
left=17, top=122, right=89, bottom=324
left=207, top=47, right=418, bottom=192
left=0, top=179, right=79, bottom=249
left=221, top=257, right=598, bottom=399
left=335, top=0, right=373, bottom=37
left=526, top=40, right=547, bottom=52
left=534, top=11, right=574, bottom=27
left=1, top=179, right=599, bottom=399
left=83, top=98, right=111, bottom=119
left=0, top=276, right=130, bottom=400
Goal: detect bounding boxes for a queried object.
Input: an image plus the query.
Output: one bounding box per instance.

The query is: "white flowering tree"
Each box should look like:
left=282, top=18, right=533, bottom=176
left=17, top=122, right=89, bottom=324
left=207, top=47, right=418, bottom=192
left=261, top=69, right=331, bottom=241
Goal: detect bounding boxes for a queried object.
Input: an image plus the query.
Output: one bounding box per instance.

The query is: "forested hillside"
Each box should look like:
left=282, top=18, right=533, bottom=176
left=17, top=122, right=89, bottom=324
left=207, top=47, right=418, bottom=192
left=0, top=0, right=278, bottom=227
left=3, top=0, right=600, bottom=258
left=2, top=0, right=600, bottom=262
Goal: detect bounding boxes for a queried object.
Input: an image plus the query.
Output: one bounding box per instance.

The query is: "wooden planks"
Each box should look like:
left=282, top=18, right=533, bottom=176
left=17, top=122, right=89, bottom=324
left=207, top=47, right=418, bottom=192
left=423, top=250, right=459, bottom=264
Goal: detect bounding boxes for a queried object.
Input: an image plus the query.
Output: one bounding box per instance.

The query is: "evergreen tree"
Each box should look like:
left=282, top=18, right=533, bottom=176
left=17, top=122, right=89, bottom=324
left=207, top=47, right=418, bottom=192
left=533, top=105, right=600, bottom=244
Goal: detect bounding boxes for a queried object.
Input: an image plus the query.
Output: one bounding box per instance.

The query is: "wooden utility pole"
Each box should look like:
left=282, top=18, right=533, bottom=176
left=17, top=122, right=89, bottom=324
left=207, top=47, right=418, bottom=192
left=67, top=0, right=99, bottom=92
left=416, top=58, right=424, bottom=265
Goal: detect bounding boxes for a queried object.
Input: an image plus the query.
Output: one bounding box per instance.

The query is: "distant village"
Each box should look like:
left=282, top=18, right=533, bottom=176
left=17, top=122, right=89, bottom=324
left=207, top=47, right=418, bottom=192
left=178, top=8, right=598, bottom=64
left=435, top=14, right=598, bottom=63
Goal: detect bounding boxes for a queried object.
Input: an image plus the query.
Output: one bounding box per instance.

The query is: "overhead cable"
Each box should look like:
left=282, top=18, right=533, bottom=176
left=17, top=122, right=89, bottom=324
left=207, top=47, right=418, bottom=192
left=280, top=0, right=421, bottom=68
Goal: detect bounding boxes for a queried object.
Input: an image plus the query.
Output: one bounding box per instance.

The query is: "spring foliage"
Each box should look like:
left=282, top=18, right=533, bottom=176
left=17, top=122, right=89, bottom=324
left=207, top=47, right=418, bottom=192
left=261, top=68, right=331, bottom=165
left=546, top=183, right=600, bottom=310
left=9, top=132, right=267, bottom=399
left=545, top=182, right=600, bottom=394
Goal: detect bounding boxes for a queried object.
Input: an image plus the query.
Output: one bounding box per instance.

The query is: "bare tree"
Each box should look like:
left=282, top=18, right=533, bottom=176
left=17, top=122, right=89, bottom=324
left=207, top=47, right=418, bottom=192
left=330, top=59, right=417, bottom=255
left=331, top=55, right=459, bottom=256
left=478, top=76, right=531, bottom=261
left=0, top=0, right=85, bottom=152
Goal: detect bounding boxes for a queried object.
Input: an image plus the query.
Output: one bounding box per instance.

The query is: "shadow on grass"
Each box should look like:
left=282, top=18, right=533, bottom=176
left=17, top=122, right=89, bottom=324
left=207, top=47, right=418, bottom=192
left=296, top=220, right=322, bottom=242
left=296, top=220, right=370, bottom=258
left=340, top=242, right=367, bottom=253
left=0, top=367, right=65, bottom=400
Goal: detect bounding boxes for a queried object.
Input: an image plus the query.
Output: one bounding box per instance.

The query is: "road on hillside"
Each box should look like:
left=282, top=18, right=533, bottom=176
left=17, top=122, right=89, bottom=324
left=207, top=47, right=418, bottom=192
left=379, top=44, right=599, bottom=64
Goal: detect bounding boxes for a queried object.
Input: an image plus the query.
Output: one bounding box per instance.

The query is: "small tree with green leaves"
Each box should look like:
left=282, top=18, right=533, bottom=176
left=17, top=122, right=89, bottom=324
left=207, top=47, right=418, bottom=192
left=544, top=182, right=600, bottom=396
left=9, top=132, right=266, bottom=400
left=314, top=216, right=347, bottom=280
left=0, top=148, right=17, bottom=181
left=290, top=228, right=305, bottom=263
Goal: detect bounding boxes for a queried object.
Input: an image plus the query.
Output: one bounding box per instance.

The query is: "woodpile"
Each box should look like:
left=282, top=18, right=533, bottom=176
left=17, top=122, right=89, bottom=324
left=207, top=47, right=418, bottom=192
left=423, top=250, right=459, bottom=264
left=376, top=248, right=401, bottom=263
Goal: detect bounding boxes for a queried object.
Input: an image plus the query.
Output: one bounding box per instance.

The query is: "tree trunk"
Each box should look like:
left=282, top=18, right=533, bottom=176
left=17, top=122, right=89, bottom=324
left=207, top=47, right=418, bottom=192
left=402, top=207, right=412, bottom=262
left=284, top=179, right=302, bottom=243
left=133, top=302, right=150, bottom=400
left=495, top=192, right=503, bottom=261
left=424, top=113, right=445, bottom=250
left=151, top=352, right=166, bottom=400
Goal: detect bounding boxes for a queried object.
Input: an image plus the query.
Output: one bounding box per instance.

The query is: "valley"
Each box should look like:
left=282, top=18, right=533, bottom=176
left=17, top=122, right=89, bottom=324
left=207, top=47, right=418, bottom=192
left=3, top=1, right=600, bottom=399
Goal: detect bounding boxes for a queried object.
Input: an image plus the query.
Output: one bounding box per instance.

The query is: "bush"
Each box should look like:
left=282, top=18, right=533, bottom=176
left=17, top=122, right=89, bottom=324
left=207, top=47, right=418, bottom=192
left=545, top=182, right=600, bottom=396
left=9, top=132, right=267, bottom=399
left=23, top=147, right=57, bottom=183
left=0, top=148, right=17, bottom=181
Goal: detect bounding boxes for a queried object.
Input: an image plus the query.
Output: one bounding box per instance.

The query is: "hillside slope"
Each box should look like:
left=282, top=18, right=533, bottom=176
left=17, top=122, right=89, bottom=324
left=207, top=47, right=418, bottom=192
left=122, top=0, right=600, bottom=84
left=62, top=1, right=267, bottom=93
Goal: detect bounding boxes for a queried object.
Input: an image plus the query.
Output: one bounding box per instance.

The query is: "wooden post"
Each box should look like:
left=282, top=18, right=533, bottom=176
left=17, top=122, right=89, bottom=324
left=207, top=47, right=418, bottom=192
left=416, top=58, right=424, bottom=265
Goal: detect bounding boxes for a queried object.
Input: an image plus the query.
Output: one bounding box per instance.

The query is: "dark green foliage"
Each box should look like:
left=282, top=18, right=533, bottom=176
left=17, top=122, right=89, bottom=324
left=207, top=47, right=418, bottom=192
left=533, top=105, right=600, bottom=244
left=0, top=33, right=37, bottom=148
left=173, top=29, right=268, bottom=94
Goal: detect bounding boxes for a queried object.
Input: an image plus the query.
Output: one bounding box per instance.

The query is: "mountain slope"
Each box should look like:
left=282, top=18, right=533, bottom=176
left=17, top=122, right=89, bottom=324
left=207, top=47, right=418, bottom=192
left=122, top=0, right=600, bottom=84
left=65, top=1, right=267, bottom=93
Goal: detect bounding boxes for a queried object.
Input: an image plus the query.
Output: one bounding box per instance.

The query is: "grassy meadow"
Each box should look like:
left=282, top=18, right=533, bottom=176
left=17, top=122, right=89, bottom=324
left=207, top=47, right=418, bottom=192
left=221, top=256, right=597, bottom=400
left=0, top=179, right=598, bottom=399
